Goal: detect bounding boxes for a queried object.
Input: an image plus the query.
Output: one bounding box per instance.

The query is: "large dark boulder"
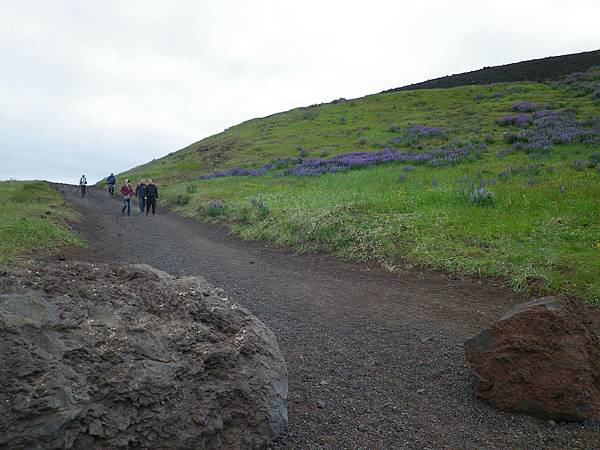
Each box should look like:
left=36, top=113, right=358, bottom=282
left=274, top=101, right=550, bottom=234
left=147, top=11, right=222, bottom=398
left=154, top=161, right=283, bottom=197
left=0, top=262, right=287, bottom=449
left=465, top=296, right=600, bottom=422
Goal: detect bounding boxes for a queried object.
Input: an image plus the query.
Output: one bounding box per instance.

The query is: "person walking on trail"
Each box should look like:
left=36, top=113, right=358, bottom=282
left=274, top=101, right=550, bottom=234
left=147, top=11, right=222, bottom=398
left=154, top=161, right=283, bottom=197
left=145, top=178, right=159, bottom=216
left=79, top=175, right=87, bottom=198
left=135, top=179, right=147, bottom=214
left=107, top=173, right=116, bottom=196
left=120, top=179, right=134, bottom=216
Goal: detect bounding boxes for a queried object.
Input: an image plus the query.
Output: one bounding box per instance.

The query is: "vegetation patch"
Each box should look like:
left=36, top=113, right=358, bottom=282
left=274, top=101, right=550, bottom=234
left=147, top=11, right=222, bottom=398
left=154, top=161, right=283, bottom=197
left=118, top=66, right=600, bottom=304
left=0, top=181, right=84, bottom=262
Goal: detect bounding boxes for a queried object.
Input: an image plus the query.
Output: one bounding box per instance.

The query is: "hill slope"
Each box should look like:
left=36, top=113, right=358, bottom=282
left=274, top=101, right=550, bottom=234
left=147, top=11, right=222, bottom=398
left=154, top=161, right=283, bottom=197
left=0, top=181, right=83, bottom=261
left=116, top=61, right=600, bottom=303
left=385, top=49, right=600, bottom=92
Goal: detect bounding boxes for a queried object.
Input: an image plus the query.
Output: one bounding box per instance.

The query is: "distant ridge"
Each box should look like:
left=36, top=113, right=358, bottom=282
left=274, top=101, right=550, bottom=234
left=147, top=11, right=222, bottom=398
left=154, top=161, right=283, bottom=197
left=384, top=49, right=600, bottom=93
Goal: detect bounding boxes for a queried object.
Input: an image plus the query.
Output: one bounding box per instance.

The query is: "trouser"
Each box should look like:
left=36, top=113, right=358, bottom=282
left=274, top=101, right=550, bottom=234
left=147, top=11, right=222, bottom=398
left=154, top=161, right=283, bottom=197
left=146, top=197, right=156, bottom=215
left=139, top=196, right=146, bottom=213
left=121, top=198, right=131, bottom=215
left=80, top=185, right=86, bottom=197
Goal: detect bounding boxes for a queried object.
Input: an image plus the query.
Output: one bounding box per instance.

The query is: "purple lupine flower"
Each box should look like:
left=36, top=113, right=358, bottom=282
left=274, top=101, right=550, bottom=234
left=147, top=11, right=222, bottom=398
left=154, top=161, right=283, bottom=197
left=199, top=142, right=486, bottom=179
left=496, top=114, right=532, bottom=127
left=406, top=124, right=445, bottom=137
left=498, top=110, right=600, bottom=154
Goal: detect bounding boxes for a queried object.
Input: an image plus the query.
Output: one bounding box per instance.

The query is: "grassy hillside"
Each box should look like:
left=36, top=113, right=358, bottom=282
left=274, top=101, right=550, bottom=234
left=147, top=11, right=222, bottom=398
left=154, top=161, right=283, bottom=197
left=117, top=67, right=600, bottom=303
left=0, top=181, right=84, bottom=262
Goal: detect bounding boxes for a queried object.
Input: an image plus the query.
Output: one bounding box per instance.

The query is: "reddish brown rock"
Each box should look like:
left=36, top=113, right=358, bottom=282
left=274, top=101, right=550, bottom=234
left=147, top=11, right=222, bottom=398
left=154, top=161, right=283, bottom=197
left=465, top=296, right=600, bottom=422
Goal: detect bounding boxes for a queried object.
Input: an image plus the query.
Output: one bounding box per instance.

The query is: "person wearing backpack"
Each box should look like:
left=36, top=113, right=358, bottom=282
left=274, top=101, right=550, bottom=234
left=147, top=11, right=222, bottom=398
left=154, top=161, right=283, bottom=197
left=135, top=179, right=147, bottom=214
left=145, top=178, right=159, bottom=216
left=120, top=179, right=134, bottom=216
left=79, top=174, right=87, bottom=197
left=107, top=173, right=116, bottom=196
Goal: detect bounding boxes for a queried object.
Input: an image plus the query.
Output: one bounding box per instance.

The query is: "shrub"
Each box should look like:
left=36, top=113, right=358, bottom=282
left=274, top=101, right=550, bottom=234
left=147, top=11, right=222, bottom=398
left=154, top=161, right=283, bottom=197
left=205, top=200, right=226, bottom=216
left=303, top=110, right=318, bottom=120
left=185, top=183, right=197, bottom=194
left=464, top=186, right=494, bottom=206
left=173, top=194, right=190, bottom=205
left=319, top=148, right=331, bottom=157
left=588, top=152, right=600, bottom=168
left=511, top=102, right=540, bottom=112
left=296, top=146, right=310, bottom=158
left=250, top=195, right=269, bottom=218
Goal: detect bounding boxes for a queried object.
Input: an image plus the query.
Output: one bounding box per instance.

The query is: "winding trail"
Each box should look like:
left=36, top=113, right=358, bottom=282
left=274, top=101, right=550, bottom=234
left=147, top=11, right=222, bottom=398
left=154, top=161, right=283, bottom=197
left=57, top=184, right=600, bottom=449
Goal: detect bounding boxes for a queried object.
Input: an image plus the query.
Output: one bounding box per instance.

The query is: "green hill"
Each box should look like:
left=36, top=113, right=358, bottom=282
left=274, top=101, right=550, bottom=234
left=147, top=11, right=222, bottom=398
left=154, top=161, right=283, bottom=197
left=0, top=181, right=84, bottom=262
left=117, top=66, right=600, bottom=303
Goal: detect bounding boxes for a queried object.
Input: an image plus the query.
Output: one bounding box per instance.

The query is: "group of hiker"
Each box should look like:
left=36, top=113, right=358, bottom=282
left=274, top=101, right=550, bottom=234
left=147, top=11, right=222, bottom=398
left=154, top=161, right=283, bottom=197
left=78, top=174, right=159, bottom=216
left=107, top=174, right=159, bottom=216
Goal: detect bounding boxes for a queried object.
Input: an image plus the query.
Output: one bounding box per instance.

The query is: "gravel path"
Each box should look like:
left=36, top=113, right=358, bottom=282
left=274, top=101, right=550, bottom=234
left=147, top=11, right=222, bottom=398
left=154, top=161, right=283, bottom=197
left=56, top=184, right=600, bottom=449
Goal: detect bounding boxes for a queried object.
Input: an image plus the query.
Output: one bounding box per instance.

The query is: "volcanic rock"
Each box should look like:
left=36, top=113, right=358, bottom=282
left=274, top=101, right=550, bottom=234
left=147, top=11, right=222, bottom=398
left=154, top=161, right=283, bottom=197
left=465, top=295, right=600, bottom=422
left=0, top=262, right=288, bottom=449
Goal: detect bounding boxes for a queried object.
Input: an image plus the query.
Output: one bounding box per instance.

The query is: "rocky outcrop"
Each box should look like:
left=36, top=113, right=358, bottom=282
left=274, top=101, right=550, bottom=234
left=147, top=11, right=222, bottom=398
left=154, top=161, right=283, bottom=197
left=465, top=296, right=600, bottom=422
left=0, top=262, right=287, bottom=449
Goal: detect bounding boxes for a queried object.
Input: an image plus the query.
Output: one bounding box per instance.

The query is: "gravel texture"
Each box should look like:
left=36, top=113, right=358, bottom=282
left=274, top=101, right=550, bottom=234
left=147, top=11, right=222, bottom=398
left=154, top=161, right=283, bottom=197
left=55, top=183, right=600, bottom=449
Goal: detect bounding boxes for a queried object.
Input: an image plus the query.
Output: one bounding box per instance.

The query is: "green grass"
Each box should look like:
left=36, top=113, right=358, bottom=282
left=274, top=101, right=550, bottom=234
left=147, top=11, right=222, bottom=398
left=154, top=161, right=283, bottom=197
left=0, top=181, right=84, bottom=262
left=116, top=68, right=600, bottom=304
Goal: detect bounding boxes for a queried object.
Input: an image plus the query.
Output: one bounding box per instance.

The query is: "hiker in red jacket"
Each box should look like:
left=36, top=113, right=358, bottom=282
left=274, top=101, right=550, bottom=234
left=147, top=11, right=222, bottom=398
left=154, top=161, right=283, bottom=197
left=120, top=179, right=134, bottom=216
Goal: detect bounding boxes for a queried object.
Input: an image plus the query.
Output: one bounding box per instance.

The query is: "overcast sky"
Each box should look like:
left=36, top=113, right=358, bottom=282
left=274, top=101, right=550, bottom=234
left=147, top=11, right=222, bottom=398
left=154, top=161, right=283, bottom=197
left=1, top=0, right=599, bottom=183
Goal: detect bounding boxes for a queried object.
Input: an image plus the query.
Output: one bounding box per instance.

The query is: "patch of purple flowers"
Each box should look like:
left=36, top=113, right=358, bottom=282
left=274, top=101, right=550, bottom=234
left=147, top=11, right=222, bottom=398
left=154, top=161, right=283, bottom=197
left=390, top=124, right=447, bottom=147
left=200, top=157, right=301, bottom=180
left=199, top=142, right=485, bottom=180
left=508, top=111, right=600, bottom=153
left=283, top=143, right=485, bottom=176
left=496, top=114, right=532, bottom=127
left=405, top=124, right=445, bottom=137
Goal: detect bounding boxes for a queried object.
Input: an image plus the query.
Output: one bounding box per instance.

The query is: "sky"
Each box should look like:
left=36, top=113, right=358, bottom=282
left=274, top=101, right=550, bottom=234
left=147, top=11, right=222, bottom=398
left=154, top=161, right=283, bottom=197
left=1, top=0, right=599, bottom=183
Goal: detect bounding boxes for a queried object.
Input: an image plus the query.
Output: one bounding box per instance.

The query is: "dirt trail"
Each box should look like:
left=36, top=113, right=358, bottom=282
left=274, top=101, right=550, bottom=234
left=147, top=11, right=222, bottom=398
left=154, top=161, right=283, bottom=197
left=56, top=184, right=600, bottom=449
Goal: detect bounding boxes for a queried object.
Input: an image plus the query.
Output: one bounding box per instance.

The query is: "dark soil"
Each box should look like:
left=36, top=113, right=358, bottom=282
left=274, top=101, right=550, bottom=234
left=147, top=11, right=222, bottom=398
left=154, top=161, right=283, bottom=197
left=383, top=49, right=600, bottom=93
left=55, top=184, right=600, bottom=449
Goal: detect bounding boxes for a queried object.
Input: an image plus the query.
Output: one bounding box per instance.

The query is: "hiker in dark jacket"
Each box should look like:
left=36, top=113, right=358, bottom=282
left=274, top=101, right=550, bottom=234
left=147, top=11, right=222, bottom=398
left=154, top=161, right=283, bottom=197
left=120, top=179, right=134, bottom=216
left=145, top=178, right=159, bottom=216
left=107, top=173, right=116, bottom=196
left=135, top=179, right=146, bottom=213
